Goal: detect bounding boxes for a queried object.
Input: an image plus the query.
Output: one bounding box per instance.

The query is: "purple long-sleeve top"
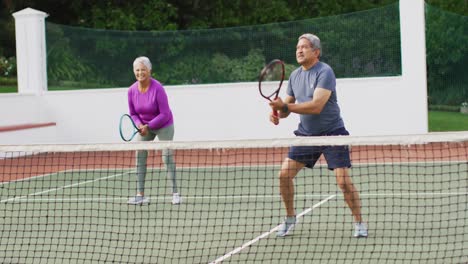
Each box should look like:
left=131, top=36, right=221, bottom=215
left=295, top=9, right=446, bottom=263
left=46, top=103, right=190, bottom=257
left=128, top=78, right=174, bottom=130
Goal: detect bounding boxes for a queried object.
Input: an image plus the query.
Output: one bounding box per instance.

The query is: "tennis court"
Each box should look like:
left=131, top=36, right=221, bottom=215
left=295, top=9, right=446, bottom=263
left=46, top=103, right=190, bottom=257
left=1, top=138, right=466, bottom=263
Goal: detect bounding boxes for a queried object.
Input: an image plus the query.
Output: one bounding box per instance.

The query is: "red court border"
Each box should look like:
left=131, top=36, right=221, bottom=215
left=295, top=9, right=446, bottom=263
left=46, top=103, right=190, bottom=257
left=1, top=142, right=467, bottom=183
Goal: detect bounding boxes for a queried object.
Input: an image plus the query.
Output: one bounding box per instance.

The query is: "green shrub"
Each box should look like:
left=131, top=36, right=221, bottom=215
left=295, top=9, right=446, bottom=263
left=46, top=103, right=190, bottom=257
left=0, top=76, right=17, bottom=86
left=0, top=56, right=16, bottom=77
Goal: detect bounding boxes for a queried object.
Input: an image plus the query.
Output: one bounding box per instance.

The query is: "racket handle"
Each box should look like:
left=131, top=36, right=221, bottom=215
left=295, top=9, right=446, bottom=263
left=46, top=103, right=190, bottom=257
left=272, top=110, right=279, bottom=125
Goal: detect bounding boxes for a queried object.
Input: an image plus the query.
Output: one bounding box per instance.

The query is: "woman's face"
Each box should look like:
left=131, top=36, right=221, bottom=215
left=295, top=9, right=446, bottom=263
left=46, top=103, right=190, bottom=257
left=133, top=63, right=151, bottom=82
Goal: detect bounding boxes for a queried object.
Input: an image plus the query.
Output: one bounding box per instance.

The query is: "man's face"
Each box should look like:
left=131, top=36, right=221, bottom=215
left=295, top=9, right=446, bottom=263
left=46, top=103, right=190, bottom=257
left=296, top=38, right=318, bottom=66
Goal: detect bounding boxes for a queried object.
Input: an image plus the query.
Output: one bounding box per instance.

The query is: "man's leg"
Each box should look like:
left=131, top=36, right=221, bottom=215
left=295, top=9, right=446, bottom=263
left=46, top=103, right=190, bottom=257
left=277, top=158, right=304, bottom=237
left=335, top=168, right=368, bottom=237
left=279, top=158, right=304, bottom=216
left=335, top=168, right=362, bottom=222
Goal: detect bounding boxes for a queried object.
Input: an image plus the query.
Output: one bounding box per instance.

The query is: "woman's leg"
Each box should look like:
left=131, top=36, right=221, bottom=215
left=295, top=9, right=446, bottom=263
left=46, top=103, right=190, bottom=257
left=155, top=125, right=177, bottom=193
left=135, top=133, right=156, bottom=195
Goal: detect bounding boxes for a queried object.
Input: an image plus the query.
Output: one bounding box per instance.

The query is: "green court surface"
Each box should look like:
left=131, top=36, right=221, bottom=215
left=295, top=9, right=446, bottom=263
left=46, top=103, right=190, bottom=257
left=0, top=163, right=466, bottom=264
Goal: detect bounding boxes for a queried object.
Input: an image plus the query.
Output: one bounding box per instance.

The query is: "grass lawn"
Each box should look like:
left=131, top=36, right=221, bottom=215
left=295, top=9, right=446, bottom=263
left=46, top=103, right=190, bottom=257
left=428, top=111, right=468, bottom=132
left=0, top=86, right=17, bottom=93
left=0, top=77, right=17, bottom=93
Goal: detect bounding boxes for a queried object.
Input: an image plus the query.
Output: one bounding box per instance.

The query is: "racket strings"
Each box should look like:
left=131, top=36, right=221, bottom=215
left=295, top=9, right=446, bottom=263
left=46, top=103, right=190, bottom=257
left=259, top=64, right=284, bottom=99
left=120, top=116, right=138, bottom=141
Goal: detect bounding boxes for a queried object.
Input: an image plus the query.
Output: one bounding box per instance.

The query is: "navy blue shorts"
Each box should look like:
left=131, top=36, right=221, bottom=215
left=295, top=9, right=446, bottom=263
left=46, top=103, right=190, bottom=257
left=288, top=127, right=352, bottom=170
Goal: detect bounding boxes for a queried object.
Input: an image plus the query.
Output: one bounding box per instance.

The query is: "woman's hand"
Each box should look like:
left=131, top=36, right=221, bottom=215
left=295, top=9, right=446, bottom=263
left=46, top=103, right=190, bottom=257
left=139, top=124, right=149, bottom=136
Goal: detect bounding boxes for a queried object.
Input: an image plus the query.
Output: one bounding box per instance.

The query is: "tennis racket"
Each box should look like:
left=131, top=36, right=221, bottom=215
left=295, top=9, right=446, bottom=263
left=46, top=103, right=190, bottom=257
left=119, top=114, right=140, bottom=142
left=258, top=59, right=285, bottom=122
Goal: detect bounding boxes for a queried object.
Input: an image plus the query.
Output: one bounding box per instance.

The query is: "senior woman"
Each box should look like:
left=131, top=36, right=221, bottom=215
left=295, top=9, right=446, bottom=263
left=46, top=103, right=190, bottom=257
left=126, top=56, right=180, bottom=205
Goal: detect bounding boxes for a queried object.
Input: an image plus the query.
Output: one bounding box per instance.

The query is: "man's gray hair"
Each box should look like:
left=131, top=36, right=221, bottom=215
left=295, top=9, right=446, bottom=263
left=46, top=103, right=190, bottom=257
left=133, top=56, right=152, bottom=71
left=299, top=33, right=321, bottom=51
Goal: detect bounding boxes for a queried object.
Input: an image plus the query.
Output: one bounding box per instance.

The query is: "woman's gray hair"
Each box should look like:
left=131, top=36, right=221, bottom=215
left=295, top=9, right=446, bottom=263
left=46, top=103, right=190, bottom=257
left=133, top=56, right=152, bottom=71
left=299, top=33, right=321, bottom=56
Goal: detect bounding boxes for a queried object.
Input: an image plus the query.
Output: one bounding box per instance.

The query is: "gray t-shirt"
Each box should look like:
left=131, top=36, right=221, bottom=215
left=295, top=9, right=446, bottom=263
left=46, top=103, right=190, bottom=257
left=287, top=62, right=344, bottom=136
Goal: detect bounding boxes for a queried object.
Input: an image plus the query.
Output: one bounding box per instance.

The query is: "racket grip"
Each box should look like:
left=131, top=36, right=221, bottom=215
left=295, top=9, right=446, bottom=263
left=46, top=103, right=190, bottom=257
left=272, top=110, right=279, bottom=125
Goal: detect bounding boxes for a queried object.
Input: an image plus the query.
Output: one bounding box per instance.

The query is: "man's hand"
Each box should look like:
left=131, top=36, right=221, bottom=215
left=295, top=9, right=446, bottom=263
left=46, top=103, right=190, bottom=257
left=269, top=97, right=285, bottom=112
left=269, top=111, right=279, bottom=125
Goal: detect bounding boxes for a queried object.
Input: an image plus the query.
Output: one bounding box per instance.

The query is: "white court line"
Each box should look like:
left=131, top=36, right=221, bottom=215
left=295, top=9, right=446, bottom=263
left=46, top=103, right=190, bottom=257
left=0, top=171, right=132, bottom=203
left=0, top=193, right=298, bottom=203
left=360, top=192, right=468, bottom=196
left=0, top=170, right=68, bottom=186
left=0, top=168, right=134, bottom=186
left=3, top=159, right=463, bottom=187
left=208, top=194, right=337, bottom=264
left=2, top=192, right=466, bottom=203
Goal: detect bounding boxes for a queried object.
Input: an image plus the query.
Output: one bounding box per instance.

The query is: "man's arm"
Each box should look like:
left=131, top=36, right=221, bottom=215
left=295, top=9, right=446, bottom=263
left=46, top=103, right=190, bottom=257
left=269, top=95, right=295, bottom=125
left=273, top=88, right=331, bottom=115
left=278, top=96, right=296, bottom=118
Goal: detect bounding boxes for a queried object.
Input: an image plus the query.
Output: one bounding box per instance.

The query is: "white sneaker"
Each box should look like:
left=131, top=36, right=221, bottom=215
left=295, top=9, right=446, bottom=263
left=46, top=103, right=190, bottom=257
left=172, top=193, right=182, bottom=205
left=276, top=216, right=297, bottom=237
left=127, top=195, right=150, bottom=205
left=353, top=222, right=368, bottom=238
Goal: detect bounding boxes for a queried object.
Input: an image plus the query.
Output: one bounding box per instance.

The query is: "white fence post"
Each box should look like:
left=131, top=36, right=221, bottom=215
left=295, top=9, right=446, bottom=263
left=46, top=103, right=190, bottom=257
left=399, top=0, right=428, bottom=132
left=12, top=8, right=48, bottom=95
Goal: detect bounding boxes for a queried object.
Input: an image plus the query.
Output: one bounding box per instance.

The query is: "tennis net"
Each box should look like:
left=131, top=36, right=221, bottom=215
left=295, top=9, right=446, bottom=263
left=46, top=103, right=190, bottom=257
left=0, top=132, right=467, bottom=263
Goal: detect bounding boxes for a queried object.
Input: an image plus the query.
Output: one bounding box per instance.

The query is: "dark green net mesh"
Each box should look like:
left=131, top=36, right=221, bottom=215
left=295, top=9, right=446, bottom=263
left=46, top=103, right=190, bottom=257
left=45, top=3, right=401, bottom=89
left=45, top=3, right=467, bottom=107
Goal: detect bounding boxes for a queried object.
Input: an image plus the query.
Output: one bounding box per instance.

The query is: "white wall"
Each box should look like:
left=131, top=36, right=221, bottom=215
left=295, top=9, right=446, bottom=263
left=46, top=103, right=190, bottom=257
left=0, top=76, right=424, bottom=144
left=0, top=0, right=428, bottom=145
